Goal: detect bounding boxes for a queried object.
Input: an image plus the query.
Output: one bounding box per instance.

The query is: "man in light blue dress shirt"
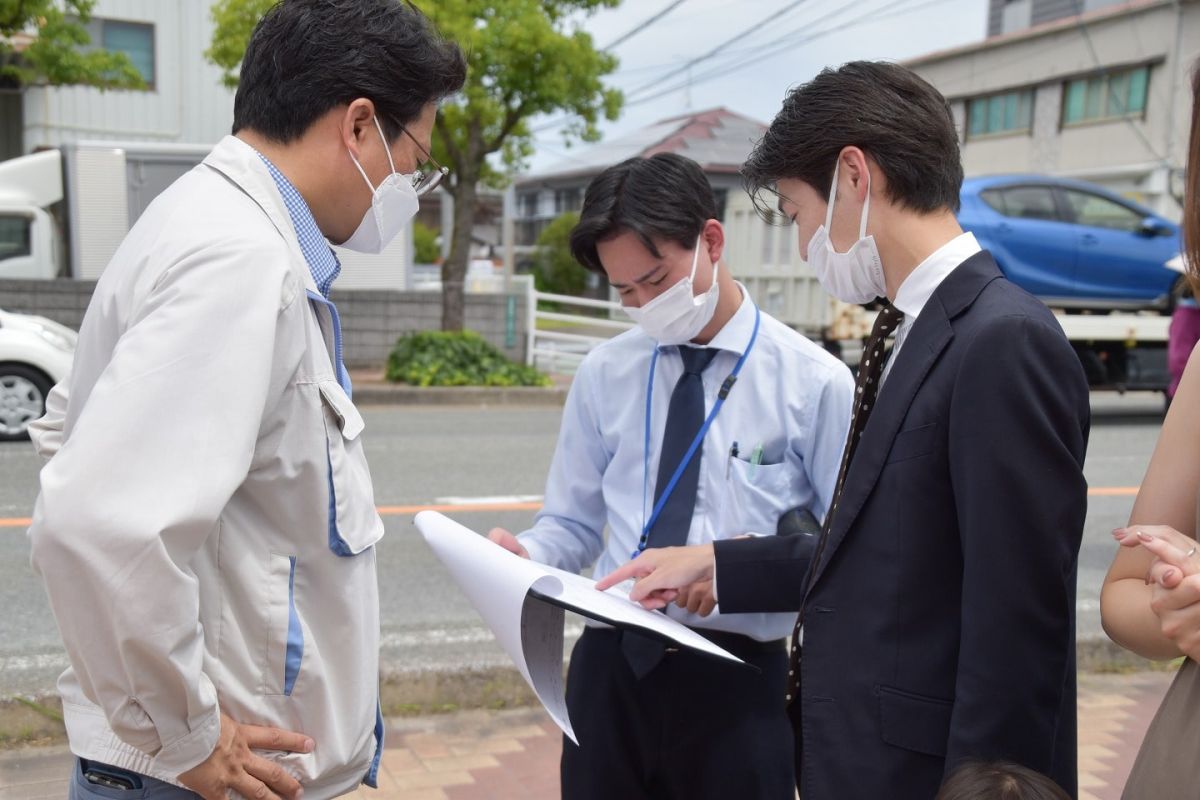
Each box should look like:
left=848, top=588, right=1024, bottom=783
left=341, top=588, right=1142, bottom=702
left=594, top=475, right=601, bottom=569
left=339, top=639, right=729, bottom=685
left=489, top=153, right=854, bottom=799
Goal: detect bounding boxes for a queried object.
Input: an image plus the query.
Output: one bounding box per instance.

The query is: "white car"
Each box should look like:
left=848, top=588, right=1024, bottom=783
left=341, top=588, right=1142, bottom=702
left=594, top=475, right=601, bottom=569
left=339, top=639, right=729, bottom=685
left=0, top=308, right=75, bottom=441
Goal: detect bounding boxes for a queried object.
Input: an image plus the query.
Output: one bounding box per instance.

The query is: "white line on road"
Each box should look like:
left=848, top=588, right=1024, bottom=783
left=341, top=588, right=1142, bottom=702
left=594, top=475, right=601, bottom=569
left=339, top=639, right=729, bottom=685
left=434, top=495, right=545, bottom=506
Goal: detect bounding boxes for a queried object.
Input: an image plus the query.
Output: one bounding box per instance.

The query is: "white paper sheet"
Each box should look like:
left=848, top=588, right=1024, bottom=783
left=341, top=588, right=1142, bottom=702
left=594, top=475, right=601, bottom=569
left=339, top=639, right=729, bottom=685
left=414, top=511, right=742, bottom=743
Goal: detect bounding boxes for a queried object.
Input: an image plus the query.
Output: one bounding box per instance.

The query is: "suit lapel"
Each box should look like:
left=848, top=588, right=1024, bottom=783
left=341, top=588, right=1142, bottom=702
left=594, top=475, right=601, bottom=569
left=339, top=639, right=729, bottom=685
left=805, top=300, right=952, bottom=594
left=804, top=251, right=1005, bottom=598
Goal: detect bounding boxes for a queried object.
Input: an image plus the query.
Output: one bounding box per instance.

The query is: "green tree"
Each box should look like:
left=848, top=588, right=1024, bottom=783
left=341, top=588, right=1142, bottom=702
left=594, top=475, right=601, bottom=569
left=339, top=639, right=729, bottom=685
left=205, top=0, right=272, bottom=89
left=533, top=211, right=586, bottom=297
left=422, top=1, right=621, bottom=331
left=0, top=0, right=145, bottom=89
left=412, top=220, right=440, bottom=264
left=205, top=0, right=623, bottom=331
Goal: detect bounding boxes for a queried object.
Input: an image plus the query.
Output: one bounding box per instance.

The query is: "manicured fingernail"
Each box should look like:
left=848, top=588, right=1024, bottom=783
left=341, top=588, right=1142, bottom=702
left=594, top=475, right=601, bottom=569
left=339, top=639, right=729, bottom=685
left=1164, top=569, right=1178, bottom=583
left=1137, top=531, right=1154, bottom=542
left=304, top=738, right=315, bottom=752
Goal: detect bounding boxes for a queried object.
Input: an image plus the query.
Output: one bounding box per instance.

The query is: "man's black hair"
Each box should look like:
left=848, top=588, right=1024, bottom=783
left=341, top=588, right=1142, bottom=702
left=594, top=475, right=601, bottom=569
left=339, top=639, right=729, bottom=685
left=742, top=60, right=963, bottom=217
left=233, top=0, right=466, bottom=143
left=570, top=153, right=717, bottom=274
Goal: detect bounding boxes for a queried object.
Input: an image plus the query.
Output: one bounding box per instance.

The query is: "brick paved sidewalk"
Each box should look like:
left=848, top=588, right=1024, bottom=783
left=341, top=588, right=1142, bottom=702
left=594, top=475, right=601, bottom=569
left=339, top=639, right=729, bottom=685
left=0, top=670, right=1175, bottom=800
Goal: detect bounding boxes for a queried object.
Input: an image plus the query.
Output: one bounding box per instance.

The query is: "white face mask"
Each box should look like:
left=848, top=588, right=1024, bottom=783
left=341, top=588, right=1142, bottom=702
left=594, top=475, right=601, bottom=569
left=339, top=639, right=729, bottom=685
left=623, top=238, right=720, bottom=345
left=339, top=116, right=420, bottom=254
left=805, top=159, right=887, bottom=304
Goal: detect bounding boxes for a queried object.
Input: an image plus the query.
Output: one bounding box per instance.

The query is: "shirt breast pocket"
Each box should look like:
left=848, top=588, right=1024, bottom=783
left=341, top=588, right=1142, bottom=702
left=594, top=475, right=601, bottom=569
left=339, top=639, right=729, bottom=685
left=319, top=380, right=384, bottom=556
left=725, top=457, right=793, bottom=535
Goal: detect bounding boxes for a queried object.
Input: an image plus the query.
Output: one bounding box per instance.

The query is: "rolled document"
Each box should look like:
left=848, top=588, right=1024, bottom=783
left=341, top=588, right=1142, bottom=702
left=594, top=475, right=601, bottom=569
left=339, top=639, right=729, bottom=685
left=414, top=510, right=741, bottom=743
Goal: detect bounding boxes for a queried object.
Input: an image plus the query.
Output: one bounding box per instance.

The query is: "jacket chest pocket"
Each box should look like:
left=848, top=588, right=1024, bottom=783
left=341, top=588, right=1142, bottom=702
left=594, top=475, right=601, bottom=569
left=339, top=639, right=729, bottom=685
left=884, top=422, right=939, bottom=465
left=319, top=381, right=385, bottom=556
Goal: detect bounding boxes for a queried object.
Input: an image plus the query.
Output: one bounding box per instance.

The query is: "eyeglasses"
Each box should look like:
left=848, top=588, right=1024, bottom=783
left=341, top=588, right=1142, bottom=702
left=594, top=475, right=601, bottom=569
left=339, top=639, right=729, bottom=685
left=400, top=126, right=449, bottom=197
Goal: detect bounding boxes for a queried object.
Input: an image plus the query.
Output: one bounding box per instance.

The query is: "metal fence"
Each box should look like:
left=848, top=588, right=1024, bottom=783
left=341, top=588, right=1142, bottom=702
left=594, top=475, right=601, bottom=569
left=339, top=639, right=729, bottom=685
left=524, top=279, right=633, bottom=374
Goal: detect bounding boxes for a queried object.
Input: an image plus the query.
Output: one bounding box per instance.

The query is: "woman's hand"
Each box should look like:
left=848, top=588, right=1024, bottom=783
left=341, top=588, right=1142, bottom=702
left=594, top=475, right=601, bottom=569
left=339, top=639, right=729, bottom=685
left=1114, top=525, right=1200, bottom=659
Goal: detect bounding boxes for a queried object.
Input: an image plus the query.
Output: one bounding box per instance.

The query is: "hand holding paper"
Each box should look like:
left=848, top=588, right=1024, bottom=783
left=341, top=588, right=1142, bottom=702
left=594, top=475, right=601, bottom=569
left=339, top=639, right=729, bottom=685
left=414, top=512, right=739, bottom=743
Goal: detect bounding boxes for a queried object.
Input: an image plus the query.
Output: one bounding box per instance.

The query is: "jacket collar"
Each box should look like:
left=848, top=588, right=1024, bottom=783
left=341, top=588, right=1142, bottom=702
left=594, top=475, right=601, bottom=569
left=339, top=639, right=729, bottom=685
left=201, top=135, right=320, bottom=297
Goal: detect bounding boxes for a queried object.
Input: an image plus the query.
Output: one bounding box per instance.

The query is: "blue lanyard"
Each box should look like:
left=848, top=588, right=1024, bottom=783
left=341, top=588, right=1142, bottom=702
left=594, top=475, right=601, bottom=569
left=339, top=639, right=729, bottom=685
left=635, top=306, right=761, bottom=558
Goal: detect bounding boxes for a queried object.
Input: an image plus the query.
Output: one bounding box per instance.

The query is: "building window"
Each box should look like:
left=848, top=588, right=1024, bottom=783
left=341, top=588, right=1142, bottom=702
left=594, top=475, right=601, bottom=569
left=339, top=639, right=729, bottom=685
left=1062, top=65, right=1149, bottom=126
left=518, top=191, right=540, bottom=219
left=1000, top=0, right=1032, bottom=36
left=967, top=89, right=1034, bottom=138
left=554, top=188, right=581, bottom=215
left=0, top=215, right=32, bottom=262
left=101, top=20, right=155, bottom=87
left=713, top=188, right=728, bottom=222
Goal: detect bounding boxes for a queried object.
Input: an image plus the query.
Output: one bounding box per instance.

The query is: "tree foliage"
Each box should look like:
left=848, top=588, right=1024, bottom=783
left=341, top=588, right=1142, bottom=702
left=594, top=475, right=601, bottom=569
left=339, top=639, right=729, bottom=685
left=423, top=0, right=621, bottom=330
left=0, top=0, right=145, bottom=89
left=412, top=220, right=440, bottom=264
left=533, top=211, right=586, bottom=296
left=205, top=0, right=272, bottom=89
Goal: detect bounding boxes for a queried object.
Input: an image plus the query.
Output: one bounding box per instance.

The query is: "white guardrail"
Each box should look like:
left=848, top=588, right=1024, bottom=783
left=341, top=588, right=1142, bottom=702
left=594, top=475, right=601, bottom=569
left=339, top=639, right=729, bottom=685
left=524, top=281, right=633, bottom=374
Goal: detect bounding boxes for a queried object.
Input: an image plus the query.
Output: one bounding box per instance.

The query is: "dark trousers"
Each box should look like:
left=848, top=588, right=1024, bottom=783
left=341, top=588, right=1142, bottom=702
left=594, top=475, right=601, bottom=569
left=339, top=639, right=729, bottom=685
left=561, top=626, right=795, bottom=800
left=70, top=759, right=201, bottom=799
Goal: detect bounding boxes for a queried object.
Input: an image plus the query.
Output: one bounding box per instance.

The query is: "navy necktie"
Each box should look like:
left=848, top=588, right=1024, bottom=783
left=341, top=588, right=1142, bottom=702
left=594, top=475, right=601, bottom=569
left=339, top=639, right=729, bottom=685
left=646, top=345, right=720, bottom=549
left=622, top=345, right=719, bottom=679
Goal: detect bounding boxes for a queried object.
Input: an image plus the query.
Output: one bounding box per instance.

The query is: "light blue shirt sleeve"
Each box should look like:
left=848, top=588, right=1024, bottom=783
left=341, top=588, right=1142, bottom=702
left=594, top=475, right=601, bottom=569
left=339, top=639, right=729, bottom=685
left=801, top=361, right=856, bottom=522
left=518, top=357, right=611, bottom=573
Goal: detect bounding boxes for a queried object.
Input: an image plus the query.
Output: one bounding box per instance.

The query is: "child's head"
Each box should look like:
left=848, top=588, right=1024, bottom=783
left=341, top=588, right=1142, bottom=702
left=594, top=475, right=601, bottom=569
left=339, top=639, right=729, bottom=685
left=935, top=761, right=1070, bottom=800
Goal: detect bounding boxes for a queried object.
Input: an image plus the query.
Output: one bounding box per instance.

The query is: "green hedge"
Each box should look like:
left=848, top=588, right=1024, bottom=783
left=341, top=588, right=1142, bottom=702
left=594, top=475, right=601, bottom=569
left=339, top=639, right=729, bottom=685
left=385, top=330, right=551, bottom=387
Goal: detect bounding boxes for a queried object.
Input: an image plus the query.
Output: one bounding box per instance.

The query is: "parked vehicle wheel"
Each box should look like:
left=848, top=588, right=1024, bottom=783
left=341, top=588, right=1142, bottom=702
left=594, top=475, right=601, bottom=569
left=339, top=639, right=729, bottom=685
left=0, top=363, right=52, bottom=442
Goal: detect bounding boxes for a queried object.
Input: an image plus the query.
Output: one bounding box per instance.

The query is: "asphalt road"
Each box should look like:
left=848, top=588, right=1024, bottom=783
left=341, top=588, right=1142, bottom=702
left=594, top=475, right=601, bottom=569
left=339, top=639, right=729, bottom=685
left=0, top=394, right=1165, bottom=699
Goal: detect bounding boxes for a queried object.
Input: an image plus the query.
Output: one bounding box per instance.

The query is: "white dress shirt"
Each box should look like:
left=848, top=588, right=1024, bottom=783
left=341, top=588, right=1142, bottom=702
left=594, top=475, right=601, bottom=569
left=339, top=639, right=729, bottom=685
left=519, top=286, right=855, bottom=641
left=881, top=232, right=982, bottom=385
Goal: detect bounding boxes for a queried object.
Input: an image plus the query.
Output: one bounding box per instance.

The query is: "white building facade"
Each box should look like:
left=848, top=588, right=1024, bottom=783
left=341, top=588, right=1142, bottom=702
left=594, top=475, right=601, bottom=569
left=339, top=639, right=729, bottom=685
left=907, top=0, right=1199, bottom=220
left=4, top=0, right=412, bottom=289
left=18, top=0, right=236, bottom=153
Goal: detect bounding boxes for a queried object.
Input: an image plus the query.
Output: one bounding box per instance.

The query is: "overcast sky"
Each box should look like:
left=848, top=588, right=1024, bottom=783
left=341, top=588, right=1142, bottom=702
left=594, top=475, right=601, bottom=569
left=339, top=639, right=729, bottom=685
left=525, top=0, right=990, bottom=172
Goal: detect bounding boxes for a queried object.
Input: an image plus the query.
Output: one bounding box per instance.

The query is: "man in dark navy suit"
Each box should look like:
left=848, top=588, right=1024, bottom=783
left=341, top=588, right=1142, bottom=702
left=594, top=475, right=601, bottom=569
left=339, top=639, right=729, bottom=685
left=599, top=61, right=1090, bottom=799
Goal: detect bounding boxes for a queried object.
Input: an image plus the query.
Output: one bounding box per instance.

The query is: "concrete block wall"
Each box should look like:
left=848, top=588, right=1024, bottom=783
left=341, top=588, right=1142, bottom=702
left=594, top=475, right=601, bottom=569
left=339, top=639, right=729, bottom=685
left=0, top=279, right=528, bottom=368
left=330, top=290, right=527, bottom=367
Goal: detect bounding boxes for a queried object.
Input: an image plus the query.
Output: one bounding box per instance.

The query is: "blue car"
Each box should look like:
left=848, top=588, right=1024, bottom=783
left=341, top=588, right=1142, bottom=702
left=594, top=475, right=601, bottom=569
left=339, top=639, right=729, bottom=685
left=957, top=175, right=1182, bottom=311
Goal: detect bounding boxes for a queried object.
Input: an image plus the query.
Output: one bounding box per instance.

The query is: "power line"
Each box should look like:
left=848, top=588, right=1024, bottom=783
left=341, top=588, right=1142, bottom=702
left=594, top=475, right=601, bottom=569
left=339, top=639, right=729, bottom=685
left=623, top=0, right=868, bottom=105
left=624, top=0, right=815, bottom=98
left=531, top=0, right=945, bottom=135
left=625, top=0, right=951, bottom=108
left=602, top=0, right=690, bottom=51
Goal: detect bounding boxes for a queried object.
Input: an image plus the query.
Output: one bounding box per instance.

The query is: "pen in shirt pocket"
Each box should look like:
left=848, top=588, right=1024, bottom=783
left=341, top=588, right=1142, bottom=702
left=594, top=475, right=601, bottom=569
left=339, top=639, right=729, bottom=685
left=748, top=442, right=764, bottom=479
left=726, top=441, right=739, bottom=479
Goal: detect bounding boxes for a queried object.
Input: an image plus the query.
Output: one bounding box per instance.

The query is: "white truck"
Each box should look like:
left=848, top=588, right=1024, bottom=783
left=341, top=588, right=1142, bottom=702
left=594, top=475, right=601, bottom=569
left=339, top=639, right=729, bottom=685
left=721, top=189, right=1173, bottom=394
left=0, top=141, right=413, bottom=286
left=0, top=141, right=211, bottom=280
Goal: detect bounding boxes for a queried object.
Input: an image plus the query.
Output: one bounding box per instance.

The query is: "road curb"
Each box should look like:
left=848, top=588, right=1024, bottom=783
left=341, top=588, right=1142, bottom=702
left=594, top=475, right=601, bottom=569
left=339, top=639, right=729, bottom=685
left=351, top=384, right=568, bottom=406
left=0, top=637, right=1173, bottom=749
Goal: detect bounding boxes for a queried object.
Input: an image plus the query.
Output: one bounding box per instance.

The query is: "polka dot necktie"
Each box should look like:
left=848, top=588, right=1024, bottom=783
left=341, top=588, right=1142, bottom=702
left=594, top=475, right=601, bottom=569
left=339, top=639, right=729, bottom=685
left=784, top=303, right=904, bottom=703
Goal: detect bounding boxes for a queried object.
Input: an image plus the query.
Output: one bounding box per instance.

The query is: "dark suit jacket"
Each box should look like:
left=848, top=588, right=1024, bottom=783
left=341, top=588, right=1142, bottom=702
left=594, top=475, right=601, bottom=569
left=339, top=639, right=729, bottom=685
left=714, top=252, right=1090, bottom=799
